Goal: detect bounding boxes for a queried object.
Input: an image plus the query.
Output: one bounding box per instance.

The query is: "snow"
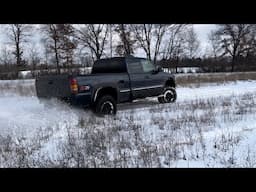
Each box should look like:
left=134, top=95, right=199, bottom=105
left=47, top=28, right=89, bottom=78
left=0, top=79, right=256, bottom=167
left=0, top=96, right=81, bottom=137
left=177, top=80, right=256, bottom=101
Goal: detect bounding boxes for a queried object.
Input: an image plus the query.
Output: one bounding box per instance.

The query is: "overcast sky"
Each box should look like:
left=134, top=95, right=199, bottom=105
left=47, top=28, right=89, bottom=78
left=0, top=24, right=218, bottom=57
left=193, top=24, right=218, bottom=50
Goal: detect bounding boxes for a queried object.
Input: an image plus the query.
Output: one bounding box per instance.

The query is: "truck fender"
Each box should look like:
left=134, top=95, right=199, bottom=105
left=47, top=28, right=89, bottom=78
left=93, top=86, right=119, bottom=103
left=93, top=87, right=103, bottom=102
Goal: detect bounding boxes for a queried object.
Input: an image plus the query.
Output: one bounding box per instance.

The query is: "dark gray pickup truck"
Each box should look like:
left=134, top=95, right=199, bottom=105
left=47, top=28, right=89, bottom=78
left=35, top=56, right=176, bottom=114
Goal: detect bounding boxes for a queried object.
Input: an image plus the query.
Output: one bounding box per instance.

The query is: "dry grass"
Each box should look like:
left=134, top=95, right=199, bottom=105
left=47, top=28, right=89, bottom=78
left=0, top=91, right=255, bottom=167
left=176, top=72, right=256, bottom=87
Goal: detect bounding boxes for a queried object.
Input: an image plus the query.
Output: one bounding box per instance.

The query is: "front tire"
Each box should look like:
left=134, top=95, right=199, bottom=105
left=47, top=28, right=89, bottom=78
left=158, top=87, right=177, bottom=103
left=94, top=95, right=117, bottom=115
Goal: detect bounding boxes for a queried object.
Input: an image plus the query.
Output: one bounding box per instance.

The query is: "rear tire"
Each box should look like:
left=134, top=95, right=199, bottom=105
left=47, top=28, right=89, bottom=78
left=158, top=87, right=177, bottom=103
left=94, top=95, right=117, bottom=115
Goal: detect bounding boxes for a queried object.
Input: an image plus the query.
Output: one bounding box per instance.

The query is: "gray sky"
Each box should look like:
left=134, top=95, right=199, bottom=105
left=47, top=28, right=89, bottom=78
left=193, top=24, right=218, bottom=50
left=0, top=24, right=217, bottom=58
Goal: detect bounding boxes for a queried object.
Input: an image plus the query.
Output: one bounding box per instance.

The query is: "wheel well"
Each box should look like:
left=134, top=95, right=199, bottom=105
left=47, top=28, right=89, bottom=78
left=165, top=79, right=175, bottom=88
left=94, top=87, right=117, bottom=102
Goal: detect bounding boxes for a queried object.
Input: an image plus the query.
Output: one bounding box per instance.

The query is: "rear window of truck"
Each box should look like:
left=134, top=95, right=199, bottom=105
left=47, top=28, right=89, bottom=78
left=92, top=58, right=127, bottom=73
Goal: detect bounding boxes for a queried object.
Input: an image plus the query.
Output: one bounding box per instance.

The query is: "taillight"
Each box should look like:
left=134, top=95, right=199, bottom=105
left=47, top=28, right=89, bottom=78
left=70, top=78, right=78, bottom=94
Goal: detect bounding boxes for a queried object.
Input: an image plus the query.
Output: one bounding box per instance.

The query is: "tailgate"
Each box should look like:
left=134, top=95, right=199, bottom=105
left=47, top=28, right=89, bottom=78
left=35, top=74, right=71, bottom=98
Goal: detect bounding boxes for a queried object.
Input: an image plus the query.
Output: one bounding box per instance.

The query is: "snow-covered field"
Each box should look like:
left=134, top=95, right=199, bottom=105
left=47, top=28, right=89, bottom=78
left=0, top=79, right=256, bottom=167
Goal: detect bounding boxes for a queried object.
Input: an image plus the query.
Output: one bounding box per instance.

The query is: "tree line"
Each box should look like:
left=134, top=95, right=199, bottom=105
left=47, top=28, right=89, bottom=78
left=1, top=24, right=256, bottom=78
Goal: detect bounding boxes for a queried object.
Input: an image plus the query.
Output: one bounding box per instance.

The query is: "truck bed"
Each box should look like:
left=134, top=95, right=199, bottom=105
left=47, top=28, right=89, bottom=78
left=35, top=73, right=131, bottom=99
left=35, top=74, right=72, bottom=98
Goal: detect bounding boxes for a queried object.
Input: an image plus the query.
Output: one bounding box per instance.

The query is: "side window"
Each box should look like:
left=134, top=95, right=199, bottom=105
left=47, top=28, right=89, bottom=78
left=126, top=59, right=143, bottom=74
left=141, top=60, right=156, bottom=73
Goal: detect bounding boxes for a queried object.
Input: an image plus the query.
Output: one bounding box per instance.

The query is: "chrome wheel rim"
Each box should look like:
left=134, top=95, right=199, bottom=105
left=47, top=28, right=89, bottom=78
left=101, top=101, right=114, bottom=114
left=164, top=90, right=174, bottom=102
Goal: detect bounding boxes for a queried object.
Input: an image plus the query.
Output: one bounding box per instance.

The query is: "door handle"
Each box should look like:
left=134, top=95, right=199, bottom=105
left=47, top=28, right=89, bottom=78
left=145, top=75, right=150, bottom=79
left=118, top=80, right=125, bottom=83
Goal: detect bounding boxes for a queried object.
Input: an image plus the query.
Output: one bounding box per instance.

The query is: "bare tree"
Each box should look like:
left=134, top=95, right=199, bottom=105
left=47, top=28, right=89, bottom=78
left=29, top=45, right=41, bottom=77
left=76, top=24, right=108, bottom=61
left=6, top=24, right=33, bottom=76
left=208, top=31, right=222, bottom=59
left=131, top=24, right=153, bottom=60
left=152, top=24, right=169, bottom=64
left=0, top=45, right=14, bottom=65
left=214, top=24, right=255, bottom=72
left=131, top=24, right=186, bottom=64
left=184, top=26, right=200, bottom=59
left=108, top=24, right=113, bottom=57
left=41, top=24, right=77, bottom=74
left=242, top=25, right=256, bottom=57
left=42, top=41, right=51, bottom=66
left=161, top=25, right=187, bottom=60
left=41, top=24, right=61, bottom=74
left=114, top=24, right=136, bottom=56
left=58, top=24, right=77, bottom=70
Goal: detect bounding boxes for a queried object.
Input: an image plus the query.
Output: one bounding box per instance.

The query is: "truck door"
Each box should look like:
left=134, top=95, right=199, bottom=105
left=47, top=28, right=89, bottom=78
left=140, top=59, right=164, bottom=97
left=126, top=58, right=163, bottom=99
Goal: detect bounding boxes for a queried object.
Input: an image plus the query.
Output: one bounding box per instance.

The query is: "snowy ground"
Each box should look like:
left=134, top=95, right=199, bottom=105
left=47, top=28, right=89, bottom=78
left=0, top=79, right=256, bottom=167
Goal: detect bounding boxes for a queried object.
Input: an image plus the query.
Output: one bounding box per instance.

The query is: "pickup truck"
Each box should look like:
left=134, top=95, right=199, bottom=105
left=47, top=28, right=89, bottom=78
left=35, top=56, right=176, bottom=115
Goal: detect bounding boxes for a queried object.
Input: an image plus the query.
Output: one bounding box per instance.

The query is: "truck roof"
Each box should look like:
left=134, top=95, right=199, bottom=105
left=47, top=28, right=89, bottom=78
left=91, top=56, right=147, bottom=74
